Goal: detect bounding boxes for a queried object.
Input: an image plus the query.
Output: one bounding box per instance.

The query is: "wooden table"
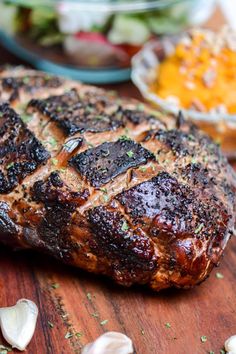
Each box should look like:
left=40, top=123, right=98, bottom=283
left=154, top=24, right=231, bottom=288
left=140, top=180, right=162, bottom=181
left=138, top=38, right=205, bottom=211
left=0, top=26, right=236, bottom=354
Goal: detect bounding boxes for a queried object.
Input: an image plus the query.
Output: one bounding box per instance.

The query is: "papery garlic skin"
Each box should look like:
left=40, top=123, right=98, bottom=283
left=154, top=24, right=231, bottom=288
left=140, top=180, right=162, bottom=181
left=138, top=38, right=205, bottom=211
left=225, top=335, right=236, bottom=354
left=81, top=331, right=133, bottom=354
left=0, top=299, right=38, bottom=351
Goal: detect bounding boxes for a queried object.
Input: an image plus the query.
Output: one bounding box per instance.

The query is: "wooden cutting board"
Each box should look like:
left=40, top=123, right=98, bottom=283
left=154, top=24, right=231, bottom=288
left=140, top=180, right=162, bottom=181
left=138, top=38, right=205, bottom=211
left=0, top=75, right=235, bottom=353
left=0, top=223, right=235, bottom=354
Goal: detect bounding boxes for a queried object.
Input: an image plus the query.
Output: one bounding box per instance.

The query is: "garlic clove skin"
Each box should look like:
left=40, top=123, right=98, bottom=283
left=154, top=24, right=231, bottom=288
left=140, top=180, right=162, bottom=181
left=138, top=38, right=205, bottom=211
left=0, top=299, right=38, bottom=351
left=225, top=335, right=236, bottom=354
left=81, top=331, right=133, bottom=354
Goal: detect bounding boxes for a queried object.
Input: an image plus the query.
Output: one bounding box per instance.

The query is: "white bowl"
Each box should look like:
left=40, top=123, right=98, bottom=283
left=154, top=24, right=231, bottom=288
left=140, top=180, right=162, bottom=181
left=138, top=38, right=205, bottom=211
left=131, top=36, right=236, bottom=126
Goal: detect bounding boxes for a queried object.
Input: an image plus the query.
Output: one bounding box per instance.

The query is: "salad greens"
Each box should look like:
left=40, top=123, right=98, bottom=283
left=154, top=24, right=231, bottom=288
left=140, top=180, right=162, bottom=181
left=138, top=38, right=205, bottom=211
left=108, top=15, right=151, bottom=45
left=29, top=7, right=63, bottom=46
left=2, top=1, right=192, bottom=47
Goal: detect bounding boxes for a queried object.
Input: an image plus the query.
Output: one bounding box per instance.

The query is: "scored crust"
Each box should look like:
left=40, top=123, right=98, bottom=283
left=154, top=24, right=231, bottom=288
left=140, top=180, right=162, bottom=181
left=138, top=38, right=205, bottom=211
left=0, top=66, right=235, bottom=291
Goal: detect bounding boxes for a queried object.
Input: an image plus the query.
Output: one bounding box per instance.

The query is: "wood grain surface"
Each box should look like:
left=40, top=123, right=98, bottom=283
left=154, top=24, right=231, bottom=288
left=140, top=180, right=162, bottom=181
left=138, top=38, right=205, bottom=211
left=0, top=233, right=235, bottom=354
left=0, top=25, right=235, bottom=353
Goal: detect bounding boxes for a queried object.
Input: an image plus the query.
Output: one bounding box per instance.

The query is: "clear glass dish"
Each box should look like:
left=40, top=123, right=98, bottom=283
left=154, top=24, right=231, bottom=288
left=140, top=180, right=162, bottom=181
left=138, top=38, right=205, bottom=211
left=0, top=0, right=215, bottom=83
left=131, top=34, right=236, bottom=158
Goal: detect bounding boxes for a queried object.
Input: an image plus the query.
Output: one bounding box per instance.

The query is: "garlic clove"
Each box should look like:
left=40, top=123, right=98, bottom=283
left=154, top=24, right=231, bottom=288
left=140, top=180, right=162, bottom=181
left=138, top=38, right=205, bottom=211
left=225, top=335, right=236, bottom=354
left=81, top=331, right=133, bottom=354
left=0, top=299, right=38, bottom=351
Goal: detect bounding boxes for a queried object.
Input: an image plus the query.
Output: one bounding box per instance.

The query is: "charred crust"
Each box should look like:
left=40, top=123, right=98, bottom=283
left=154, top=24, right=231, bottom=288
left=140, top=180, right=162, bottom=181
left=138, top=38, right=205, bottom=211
left=115, top=107, right=165, bottom=128
left=28, top=90, right=124, bottom=136
left=29, top=172, right=89, bottom=261
left=0, top=202, right=19, bottom=240
left=116, top=171, right=231, bottom=245
left=1, top=74, right=63, bottom=101
left=181, top=163, right=217, bottom=188
left=28, top=89, right=79, bottom=118
left=32, top=171, right=89, bottom=206
left=70, top=139, right=155, bottom=187
left=0, top=103, right=50, bottom=194
left=88, top=205, right=158, bottom=285
left=154, top=129, right=198, bottom=156
left=28, top=90, right=165, bottom=137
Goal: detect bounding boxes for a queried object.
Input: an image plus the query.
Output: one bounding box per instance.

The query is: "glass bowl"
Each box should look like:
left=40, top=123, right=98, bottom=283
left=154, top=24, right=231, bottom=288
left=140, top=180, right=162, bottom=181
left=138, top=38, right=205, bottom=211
left=0, top=0, right=215, bottom=83
left=131, top=33, right=236, bottom=159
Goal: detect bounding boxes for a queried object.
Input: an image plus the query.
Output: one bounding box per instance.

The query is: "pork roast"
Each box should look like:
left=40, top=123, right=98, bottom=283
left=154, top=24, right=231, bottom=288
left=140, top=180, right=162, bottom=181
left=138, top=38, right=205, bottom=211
left=0, top=66, right=235, bottom=291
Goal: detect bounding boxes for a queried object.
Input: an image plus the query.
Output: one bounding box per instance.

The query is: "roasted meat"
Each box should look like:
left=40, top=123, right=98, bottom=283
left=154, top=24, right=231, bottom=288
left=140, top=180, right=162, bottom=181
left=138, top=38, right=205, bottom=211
left=0, top=67, right=235, bottom=291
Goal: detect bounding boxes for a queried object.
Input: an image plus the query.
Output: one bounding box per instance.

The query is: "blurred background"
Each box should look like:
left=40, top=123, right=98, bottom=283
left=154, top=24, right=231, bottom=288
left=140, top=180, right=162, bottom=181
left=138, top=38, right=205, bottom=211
left=0, top=0, right=236, bottom=157
left=0, top=0, right=224, bottom=83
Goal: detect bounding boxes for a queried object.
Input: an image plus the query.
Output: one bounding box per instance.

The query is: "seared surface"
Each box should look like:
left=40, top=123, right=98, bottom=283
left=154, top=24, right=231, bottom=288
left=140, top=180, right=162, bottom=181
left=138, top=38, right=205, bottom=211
left=70, top=139, right=155, bottom=187
left=0, top=103, right=50, bottom=194
left=0, top=66, right=235, bottom=291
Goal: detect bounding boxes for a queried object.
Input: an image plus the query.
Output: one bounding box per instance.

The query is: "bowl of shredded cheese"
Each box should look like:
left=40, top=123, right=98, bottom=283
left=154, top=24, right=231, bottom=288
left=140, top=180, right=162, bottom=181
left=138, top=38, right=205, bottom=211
left=131, top=27, right=236, bottom=158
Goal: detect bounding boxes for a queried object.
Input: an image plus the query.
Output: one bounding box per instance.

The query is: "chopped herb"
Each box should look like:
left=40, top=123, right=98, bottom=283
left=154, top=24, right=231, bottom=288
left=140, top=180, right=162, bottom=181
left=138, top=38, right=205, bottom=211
left=150, top=110, right=162, bottom=118
left=91, top=313, right=99, bottom=318
left=48, top=321, right=54, bottom=328
left=139, top=166, right=147, bottom=172
left=121, top=220, right=129, bottom=232
left=59, top=168, right=66, bottom=174
left=85, top=106, right=94, bottom=114
left=51, top=158, right=58, bottom=166
left=6, top=162, right=14, bottom=169
left=126, top=150, right=134, bottom=158
left=165, top=322, right=171, bottom=329
left=141, top=329, right=145, bottom=335
left=119, top=135, right=131, bottom=141
left=209, top=351, right=214, bottom=354
left=108, top=90, right=117, bottom=97
left=51, top=283, right=60, bottom=289
left=56, top=106, right=63, bottom=113
left=151, top=164, right=156, bottom=172
left=188, top=134, right=195, bottom=141
left=75, top=332, right=83, bottom=338
left=95, top=115, right=109, bottom=122
left=195, top=223, right=204, bottom=234
left=200, top=335, right=207, bottom=343
left=87, top=142, right=94, bottom=148
left=103, top=194, right=109, bottom=203
left=136, top=103, right=145, bottom=111
left=99, top=167, right=108, bottom=174
left=45, top=74, right=52, bottom=81
left=21, top=114, right=32, bottom=124
left=100, top=187, right=107, bottom=193
left=220, top=350, right=226, bottom=354
left=191, top=157, right=197, bottom=164
left=65, top=332, right=73, bottom=339
left=100, top=319, right=108, bottom=326
left=47, top=137, right=58, bottom=148
left=22, top=76, right=30, bottom=84
left=216, top=272, right=224, bottom=279
left=86, top=292, right=92, bottom=301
